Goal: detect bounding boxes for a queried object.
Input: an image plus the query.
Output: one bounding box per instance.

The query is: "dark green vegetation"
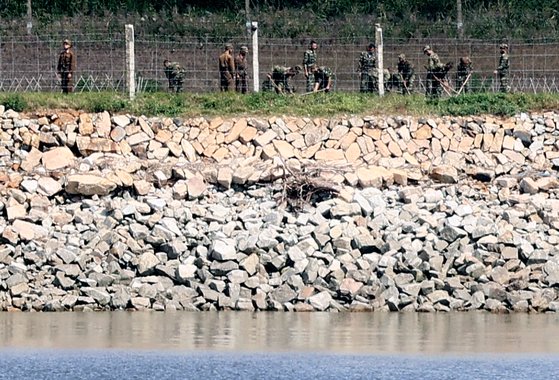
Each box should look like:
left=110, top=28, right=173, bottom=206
left=1, top=1, right=559, bottom=39
left=1, top=92, right=558, bottom=118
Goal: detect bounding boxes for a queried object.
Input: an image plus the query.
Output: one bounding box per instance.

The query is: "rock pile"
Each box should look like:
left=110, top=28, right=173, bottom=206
left=1, top=105, right=559, bottom=312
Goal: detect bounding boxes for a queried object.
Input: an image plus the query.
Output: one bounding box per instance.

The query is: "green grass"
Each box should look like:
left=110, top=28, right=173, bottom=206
left=2, top=91, right=559, bottom=118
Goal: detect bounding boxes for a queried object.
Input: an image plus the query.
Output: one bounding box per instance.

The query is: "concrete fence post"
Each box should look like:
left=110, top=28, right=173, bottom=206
left=125, top=24, right=135, bottom=100
left=251, top=21, right=259, bottom=92
left=375, top=23, right=384, bottom=96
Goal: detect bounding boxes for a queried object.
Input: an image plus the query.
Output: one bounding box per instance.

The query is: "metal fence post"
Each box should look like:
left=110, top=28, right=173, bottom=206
left=125, top=24, right=135, bottom=99
left=251, top=21, right=259, bottom=92
left=375, top=23, right=384, bottom=96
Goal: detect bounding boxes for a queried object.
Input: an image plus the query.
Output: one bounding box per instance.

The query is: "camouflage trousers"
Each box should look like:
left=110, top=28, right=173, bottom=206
left=168, top=76, right=184, bottom=93
left=426, top=72, right=442, bottom=99
left=399, top=75, right=414, bottom=95
left=236, top=74, right=248, bottom=94
left=499, top=74, right=510, bottom=93
left=306, top=74, right=314, bottom=92
left=360, top=72, right=378, bottom=93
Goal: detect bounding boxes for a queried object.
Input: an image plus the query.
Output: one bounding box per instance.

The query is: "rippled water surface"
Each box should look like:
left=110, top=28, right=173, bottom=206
left=1, top=312, right=559, bottom=379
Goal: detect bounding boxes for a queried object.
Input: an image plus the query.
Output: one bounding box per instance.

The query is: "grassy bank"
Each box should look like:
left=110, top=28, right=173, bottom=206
left=1, top=92, right=559, bottom=118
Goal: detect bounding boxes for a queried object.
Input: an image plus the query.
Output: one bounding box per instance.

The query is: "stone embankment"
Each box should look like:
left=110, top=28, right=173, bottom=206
left=1, top=105, right=559, bottom=312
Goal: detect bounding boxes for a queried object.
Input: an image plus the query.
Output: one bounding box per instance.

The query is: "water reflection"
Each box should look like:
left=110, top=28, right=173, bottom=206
left=1, top=312, right=558, bottom=354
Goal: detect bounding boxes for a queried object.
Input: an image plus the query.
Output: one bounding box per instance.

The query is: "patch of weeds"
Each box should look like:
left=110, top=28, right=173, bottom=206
left=89, top=95, right=128, bottom=113
left=0, top=93, right=27, bottom=112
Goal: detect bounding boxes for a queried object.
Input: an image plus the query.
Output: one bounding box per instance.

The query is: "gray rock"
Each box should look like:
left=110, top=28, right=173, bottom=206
left=308, top=291, right=332, bottom=311
left=210, top=239, right=237, bottom=261
left=81, top=287, right=111, bottom=306
left=137, top=252, right=160, bottom=275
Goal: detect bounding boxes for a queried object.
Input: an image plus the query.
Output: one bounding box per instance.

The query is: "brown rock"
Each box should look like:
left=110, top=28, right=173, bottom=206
left=138, top=117, right=154, bottom=138
left=272, top=140, right=295, bottom=158
left=94, top=111, right=112, bottom=137
left=519, top=177, right=538, bottom=194
left=127, top=132, right=151, bottom=146
left=166, top=141, right=183, bottom=157
left=115, top=170, right=134, bottom=187
left=12, top=220, right=48, bottom=241
left=37, top=177, right=62, bottom=196
left=21, top=148, right=42, bottom=172
left=535, top=177, right=559, bottom=191
left=254, top=130, right=277, bottom=147
left=7, top=204, right=26, bottom=221
left=430, top=165, right=458, bottom=183
left=225, top=118, right=248, bottom=144
left=42, top=147, right=75, bottom=171
left=78, top=113, right=95, bottom=135
left=314, top=148, right=345, bottom=161
left=345, top=142, right=361, bottom=162
left=187, top=176, right=207, bottom=199
left=110, top=126, right=127, bottom=142
left=490, top=129, right=505, bottom=153
left=212, top=147, right=229, bottom=162
left=155, top=129, right=172, bottom=143
left=388, top=140, right=403, bottom=157
left=239, top=126, right=258, bottom=143
left=66, top=175, right=117, bottom=196
left=133, top=180, right=153, bottom=195
left=357, top=166, right=391, bottom=188
left=414, top=125, right=432, bottom=139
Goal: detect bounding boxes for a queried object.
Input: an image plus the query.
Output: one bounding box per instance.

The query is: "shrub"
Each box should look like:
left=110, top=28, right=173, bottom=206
left=0, top=94, right=27, bottom=112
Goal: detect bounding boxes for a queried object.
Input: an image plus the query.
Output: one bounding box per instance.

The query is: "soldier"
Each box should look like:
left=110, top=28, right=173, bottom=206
left=358, top=43, right=377, bottom=93
left=163, top=59, right=186, bottom=93
left=57, top=39, right=76, bottom=94
left=311, top=65, right=333, bottom=93
left=456, top=56, right=473, bottom=94
left=494, top=43, right=510, bottom=93
left=397, top=54, right=415, bottom=95
left=303, top=40, right=318, bottom=92
left=235, top=45, right=249, bottom=94
left=218, top=43, right=235, bottom=92
left=423, top=45, right=445, bottom=98
left=265, top=65, right=301, bottom=94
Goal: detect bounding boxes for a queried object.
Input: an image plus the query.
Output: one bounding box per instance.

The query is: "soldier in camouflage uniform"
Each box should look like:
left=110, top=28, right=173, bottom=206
left=303, top=40, right=318, bottom=92
left=423, top=45, right=445, bottom=98
left=494, top=44, right=510, bottom=93
left=311, top=65, right=333, bottom=93
left=235, top=46, right=249, bottom=94
left=358, top=43, right=377, bottom=93
left=456, top=56, right=473, bottom=94
left=163, top=59, right=186, bottom=93
left=57, top=39, right=76, bottom=94
left=263, top=65, right=301, bottom=94
left=218, top=43, right=235, bottom=91
left=397, top=54, right=415, bottom=95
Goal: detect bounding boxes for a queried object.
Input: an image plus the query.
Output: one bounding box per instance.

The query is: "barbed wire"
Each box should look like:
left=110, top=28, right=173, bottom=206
left=1, top=31, right=559, bottom=93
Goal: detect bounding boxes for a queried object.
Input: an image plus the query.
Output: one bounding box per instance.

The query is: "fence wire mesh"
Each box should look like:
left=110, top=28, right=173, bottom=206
left=2, top=30, right=559, bottom=94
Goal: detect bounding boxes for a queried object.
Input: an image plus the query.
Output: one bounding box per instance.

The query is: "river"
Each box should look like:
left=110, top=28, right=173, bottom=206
left=1, top=312, right=558, bottom=379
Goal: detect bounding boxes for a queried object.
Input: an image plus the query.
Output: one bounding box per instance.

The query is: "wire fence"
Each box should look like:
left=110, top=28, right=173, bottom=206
left=2, top=28, right=559, bottom=95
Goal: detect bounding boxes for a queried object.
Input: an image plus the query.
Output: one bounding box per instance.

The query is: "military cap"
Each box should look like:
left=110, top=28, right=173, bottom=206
left=398, top=54, right=406, bottom=60
left=499, top=43, right=508, bottom=49
left=423, top=45, right=431, bottom=52
left=240, top=45, right=248, bottom=53
left=225, top=43, right=233, bottom=50
left=368, top=43, right=376, bottom=49
left=63, top=39, right=72, bottom=47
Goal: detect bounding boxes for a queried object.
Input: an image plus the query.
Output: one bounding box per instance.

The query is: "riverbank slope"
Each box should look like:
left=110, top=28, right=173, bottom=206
left=1, top=106, right=559, bottom=312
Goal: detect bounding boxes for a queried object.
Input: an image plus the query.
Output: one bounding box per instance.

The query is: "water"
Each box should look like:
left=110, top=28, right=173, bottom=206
left=1, top=312, right=559, bottom=379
